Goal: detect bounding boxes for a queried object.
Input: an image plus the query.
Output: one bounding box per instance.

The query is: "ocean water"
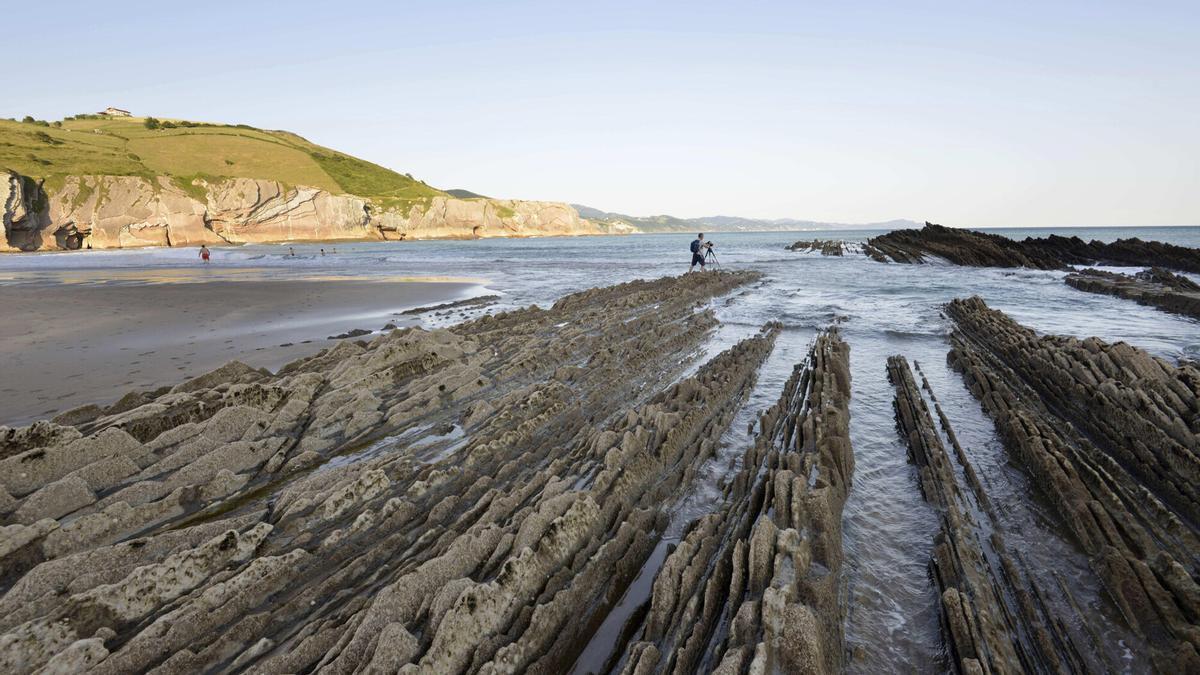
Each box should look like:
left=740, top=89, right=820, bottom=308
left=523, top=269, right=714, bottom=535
left=3, top=226, right=1197, bottom=671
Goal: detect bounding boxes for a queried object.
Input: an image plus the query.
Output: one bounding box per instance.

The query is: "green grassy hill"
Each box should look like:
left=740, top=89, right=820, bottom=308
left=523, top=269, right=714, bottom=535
left=0, top=114, right=446, bottom=209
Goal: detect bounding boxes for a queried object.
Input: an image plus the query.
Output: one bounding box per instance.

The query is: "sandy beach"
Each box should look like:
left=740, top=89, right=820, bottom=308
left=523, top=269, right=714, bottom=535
left=0, top=278, right=481, bottom=425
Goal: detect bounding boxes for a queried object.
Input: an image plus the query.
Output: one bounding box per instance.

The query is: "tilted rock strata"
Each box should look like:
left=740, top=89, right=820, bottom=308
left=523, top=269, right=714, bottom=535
left=612, top=329, right=854, bottom=675
left=1, top=172, right=51, bottom=251
left=787, top=239, right=852, bottom=256
left=863, top=223, right=1063, bottom=268
left=1065, top=267, right=1200, bottom=320
left=1136, top=266, right=1200, bottom=291
left=1, top=170, right=601, bottom=251
left=0, top=271, right=790, bottom=673
left=945, top=296, right=1200, bottom=670
left=864, top=222, right=1200, bottom=273
left=889, top=356, right=1100, bottom=674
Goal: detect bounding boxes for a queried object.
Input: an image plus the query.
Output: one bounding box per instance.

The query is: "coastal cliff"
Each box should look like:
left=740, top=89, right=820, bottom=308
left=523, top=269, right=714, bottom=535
left=0, top=114, right=605, bottom=252
left=1, top=171, right=600, bottom=251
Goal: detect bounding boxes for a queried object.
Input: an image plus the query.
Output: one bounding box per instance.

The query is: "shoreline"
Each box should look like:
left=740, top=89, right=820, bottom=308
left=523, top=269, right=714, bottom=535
left=0, top=278, right=483, bottom=426
left=0, top=267, right=1195, bottom=671
left=6, top=224, right=1200, bottom=257
left=0, top=229, right=635, bottom=256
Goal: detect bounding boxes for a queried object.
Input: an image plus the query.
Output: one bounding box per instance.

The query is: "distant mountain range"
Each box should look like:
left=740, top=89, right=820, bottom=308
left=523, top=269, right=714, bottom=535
left=572, top=205, right=920, bottom=233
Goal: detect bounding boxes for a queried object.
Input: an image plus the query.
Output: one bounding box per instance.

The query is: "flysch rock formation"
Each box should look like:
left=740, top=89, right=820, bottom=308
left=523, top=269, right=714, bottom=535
left=608, top=330, right=854, bottom=675
left=785, top=240, right=855, bottom=256
left=0, top=271, right=827, bottom=674
left=863, top=222, right=1200, bottom=273
left=889, top=356, right=1105, bottom=674
left=945, top=297, right=1200, bottom=671
left=1, top=171, right=601, bottom=251
left=1065, top=267, right=1200, bottom=320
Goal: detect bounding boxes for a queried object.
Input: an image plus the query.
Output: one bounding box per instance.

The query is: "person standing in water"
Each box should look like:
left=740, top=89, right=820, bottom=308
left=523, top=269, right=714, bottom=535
left=689, top=233, right=708, bottom=272
left=199, top=245, right=211, bottom=264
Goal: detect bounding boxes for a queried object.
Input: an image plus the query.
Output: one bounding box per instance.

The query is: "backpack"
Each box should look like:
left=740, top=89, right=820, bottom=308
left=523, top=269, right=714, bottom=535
left=690, top=239, right=701, bottom=254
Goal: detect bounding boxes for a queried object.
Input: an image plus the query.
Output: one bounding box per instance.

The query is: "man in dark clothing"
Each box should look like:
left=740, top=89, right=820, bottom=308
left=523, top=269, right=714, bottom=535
left=689, top=233, right=708, bottom=272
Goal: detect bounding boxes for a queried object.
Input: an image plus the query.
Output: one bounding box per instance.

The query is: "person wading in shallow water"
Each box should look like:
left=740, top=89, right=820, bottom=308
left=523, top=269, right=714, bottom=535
left=199, top=245, right=211, bottom=263
left=689, top=233, right=709, bottom=272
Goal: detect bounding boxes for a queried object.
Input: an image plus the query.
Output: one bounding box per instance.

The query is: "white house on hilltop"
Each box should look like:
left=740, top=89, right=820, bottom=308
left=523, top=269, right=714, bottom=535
left=100, top=107, right=131, bottom=117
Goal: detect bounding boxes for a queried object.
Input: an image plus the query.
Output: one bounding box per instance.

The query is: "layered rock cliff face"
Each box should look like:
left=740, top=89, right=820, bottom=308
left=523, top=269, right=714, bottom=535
left=1, top=171, right=601, bottom=252
left=1, top=173, right=51, bottom=250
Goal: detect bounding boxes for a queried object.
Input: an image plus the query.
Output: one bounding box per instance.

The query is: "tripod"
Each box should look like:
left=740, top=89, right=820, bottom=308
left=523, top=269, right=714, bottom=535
left=704, top=246, right=720, bottom=268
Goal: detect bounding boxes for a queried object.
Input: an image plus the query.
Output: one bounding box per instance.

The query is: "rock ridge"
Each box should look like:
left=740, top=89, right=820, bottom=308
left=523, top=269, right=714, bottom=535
left=888, top=355, right=1102, bottom=673
left=0, top=271, right=790, bottom=673
left=609, top=328, right=854, bottom=674
left=945, top=296, right=1200, bottom=670
left=1065, top=267, right=1200, bottom=320
left=864, top=222, right=1200, bottom=273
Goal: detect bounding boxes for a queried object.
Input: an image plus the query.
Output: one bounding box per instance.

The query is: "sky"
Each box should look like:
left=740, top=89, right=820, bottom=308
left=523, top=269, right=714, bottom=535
left=7, top=0, right=1199, bottom=227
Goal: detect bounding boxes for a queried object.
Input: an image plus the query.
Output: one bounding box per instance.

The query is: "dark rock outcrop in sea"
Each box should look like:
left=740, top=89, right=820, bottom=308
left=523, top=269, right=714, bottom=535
left=787, top=239, right=851, bottom=256
left=1065, top=267, right=1200, bottom=320
left=864, top=222, right=1200, bottom=273
left=944, top=296, right=1200, bottom=670
left=0, top=271, right=823, bottom=673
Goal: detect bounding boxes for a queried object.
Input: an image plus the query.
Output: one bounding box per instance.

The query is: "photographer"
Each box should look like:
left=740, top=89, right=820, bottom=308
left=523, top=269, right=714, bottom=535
left=689, top=233, right=712, bottom=272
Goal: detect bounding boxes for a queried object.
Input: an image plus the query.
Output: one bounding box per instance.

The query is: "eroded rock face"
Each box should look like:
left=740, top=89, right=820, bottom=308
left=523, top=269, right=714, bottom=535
left=945, top=297, right=1200, bottom=670
left=0, top=271, right=793, bottom=674
left=610, top=330, right=854, bottom=675
left=1, top=171, right=601, bottom=252
left=786, top=239, right=852, bottom=256
left=864, top=222, right=1200, bottom=273
left=1065, top=267, right=1200, bottom=320
left=1, top=172, right=51, bottom=252
left=888, top=356, right=1101, bottom=673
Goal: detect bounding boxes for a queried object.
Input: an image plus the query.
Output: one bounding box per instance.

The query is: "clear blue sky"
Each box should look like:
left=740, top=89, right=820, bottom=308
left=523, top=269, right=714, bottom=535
left=8, top=0, right=1198, bottom=227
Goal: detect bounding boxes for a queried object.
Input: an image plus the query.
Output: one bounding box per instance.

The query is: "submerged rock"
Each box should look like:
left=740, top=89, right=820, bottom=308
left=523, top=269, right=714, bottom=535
left=327, top=328, right=373, bottom=340
left=1065, top=267, right=1200, bottom=319
left=786, top=239, right=852, bottom=256
left=597, top=329, right=855, bottom=674
left=945, top=296, right=1200, bottom=671
left=888, top=355, right=1095, bottom=673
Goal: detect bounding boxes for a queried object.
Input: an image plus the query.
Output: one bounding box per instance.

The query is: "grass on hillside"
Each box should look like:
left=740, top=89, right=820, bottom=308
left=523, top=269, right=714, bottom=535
left=0, top=115, right=446, bottom=209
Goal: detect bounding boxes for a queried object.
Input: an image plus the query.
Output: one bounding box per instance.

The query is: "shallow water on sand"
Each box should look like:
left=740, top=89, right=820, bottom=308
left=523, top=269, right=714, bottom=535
left=4, top=226, right=1198, bottom=671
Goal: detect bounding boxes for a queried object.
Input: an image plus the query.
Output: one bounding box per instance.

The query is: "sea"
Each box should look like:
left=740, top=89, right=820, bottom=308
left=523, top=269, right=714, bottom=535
left=3, top=225, right=1197, bottom=672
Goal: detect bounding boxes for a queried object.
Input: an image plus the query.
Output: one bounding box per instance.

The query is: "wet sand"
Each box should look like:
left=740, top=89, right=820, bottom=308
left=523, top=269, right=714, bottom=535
left=0, top=279, right=481, bottom=426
